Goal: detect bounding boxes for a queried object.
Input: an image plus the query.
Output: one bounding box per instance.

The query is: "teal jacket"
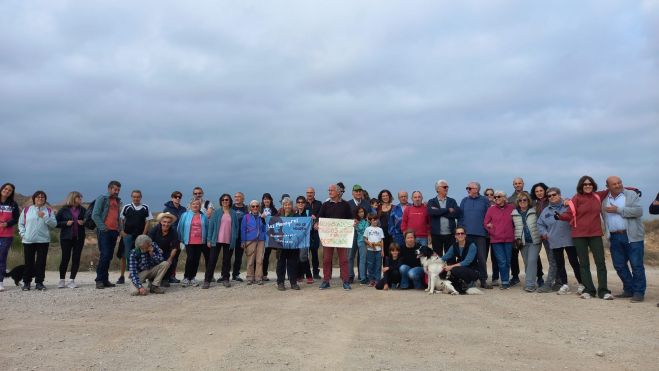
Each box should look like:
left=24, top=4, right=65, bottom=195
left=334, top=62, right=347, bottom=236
left=207, top=209, right=239, bottom=248
left=92, top=193, right=122, bottom=232
left=177, top=211, right=208, bottom=245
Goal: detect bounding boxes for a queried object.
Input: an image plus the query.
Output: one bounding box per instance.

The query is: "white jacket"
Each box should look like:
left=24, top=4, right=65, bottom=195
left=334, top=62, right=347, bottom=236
left=18, top=205, right=56, bottom=243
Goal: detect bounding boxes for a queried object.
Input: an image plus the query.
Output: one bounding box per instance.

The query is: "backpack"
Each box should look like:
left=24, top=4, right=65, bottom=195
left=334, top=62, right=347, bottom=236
left=84, top=199, right=97, bottom=230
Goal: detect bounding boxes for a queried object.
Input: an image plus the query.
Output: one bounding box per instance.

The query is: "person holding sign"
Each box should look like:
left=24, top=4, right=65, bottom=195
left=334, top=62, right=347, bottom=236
left=317, top=184, right=353, bottom=291
left=275, top=197, right=300, bottom=291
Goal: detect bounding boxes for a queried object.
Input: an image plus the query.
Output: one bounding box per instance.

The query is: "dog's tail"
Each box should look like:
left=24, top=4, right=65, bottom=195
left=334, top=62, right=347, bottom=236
left=466, top=287, right=484, bottom=295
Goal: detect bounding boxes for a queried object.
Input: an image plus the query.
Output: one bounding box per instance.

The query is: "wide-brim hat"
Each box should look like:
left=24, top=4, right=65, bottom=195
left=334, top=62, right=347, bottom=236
left=157, top=212, right=177, bottom=223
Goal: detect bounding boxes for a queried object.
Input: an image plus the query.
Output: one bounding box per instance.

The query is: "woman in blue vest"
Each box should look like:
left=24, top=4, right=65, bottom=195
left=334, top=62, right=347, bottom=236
left=439, top=226, right=479, bottom=294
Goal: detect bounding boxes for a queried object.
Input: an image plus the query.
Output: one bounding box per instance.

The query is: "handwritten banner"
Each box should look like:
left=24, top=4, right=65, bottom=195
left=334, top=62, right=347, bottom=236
left=265, top=216, right=312, bottom=249
left=318, top=218, right=354, bottom=248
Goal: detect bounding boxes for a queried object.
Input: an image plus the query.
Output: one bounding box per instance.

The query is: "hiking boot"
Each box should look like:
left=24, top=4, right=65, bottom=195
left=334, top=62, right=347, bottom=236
left=223, top=280, right=231, bottom=288
left=22, top=283, right=31, bottom=291
left=500, top=284, right=510, bottom=290
left=232, top=276, right=244, bottom=282
left=319, top=281, right=330, bottom=290
left=313, top=273, right=322, bottom=280
left=277, top=283, right=286, bottom=291
left=35, top=283, right=46, bottom=291
left=201, top=281, right=210, bottom=289
left=95, top=282, right=104, bottom=289
left=509, top=277, right=520, bottom=287
left=536, top=277, right=545, bottom=288
left=103, top=281, right=116, bottom=288
left=150, top=285, right=165, bottom=294
left=536, top=285, right=552, bottom=293
left=168, top=277, right=180, bottom=284
left=630, top=294, right=644, bottom=303
left=342, top=282, right=352, bottom=291
left=116, top=276, right=125, bottom=284
left=524, top=286, right=536, bottom=293
left=291, top=284, right=301, bottom=290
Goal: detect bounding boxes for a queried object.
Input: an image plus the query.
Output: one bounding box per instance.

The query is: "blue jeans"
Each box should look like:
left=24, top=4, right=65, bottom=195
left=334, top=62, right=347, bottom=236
left=492, top=242, right=512, bottom=285
left=366, top=250, right=382, bottom=282
left=609, top=234, right=646, bottom=296
left=0, top=237, right=13, bottom=282
left=96, top=229, right=119, bottom=283
left=520, top=242, right=540, bottom=289
left=349, top=239, right=367, bottom=281
left=123, top=234, right=136, bottom=261
left=392, top=234, right=404, bottom=247
left=399, top=265, right=424, bottom=289
left=415, top=237, right=428, bottom=246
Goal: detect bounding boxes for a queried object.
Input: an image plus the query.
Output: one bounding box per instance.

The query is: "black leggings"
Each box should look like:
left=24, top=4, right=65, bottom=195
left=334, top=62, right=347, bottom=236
left=276, top=249, right=299, bottom=285
left=205, top=243, right=232, bottom=281
left=184, top=244, right=206, bottom=280
left=552, top=246, right=582, bottom=285
left=23, top=243, right=49, bottom=284
left=60, top=238, right=84, bottom=279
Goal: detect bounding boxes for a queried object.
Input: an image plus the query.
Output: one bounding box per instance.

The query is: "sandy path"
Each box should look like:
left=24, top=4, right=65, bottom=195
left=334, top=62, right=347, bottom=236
left=1, top=267, right=658, bottom=371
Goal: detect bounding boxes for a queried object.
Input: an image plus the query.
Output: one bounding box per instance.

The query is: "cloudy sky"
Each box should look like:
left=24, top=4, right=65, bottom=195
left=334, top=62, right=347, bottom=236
left=2, top=1, right=658, bottom=213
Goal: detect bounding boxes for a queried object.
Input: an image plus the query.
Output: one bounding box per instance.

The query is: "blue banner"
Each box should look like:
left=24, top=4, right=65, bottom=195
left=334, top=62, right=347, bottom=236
left=265, top=216, right=312, bottom=249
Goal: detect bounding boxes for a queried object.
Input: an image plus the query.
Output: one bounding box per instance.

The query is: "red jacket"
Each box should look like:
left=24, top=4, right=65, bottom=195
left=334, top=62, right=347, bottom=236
left=558, top=192, right=603, bottom=238
left=401, top=204, right=429, bottom=238
left=483, top=204, right=515, bottom=243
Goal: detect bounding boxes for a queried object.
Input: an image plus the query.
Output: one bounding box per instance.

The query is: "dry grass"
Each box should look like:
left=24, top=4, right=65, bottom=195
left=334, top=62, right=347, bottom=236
left=644, top=219, right=659, bottom=265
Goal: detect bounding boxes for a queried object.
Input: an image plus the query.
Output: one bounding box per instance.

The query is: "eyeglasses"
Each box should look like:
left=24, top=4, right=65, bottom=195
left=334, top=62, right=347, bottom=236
left=494, top=195, right=504, bottom=199
left=296, top=201, right=305, bottom=204
left=221, top=199, right=230, bottom=202
left=485, top=193, right=494, bottom=197
left=519, top=199, right=529, bottom=203
left=440, top=186, right=448, bottom=189
left=455, top=232, right=466, bottom=236
left=465, top=187, right=474, bottom=190
left=193, top=192, right=203, bottom=196
left=547, top=193, right=558, bottom=197
left=250, top=205, right=259, bottom=209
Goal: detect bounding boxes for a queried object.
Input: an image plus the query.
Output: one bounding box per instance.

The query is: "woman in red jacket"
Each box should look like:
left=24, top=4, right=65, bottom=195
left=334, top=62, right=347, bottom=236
left=558, top=176, right=612, bottom=300
left=484, top=190, right=515, bottom=289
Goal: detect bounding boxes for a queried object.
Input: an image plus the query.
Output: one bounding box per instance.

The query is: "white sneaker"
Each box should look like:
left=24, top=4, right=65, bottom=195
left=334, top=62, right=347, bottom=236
left=580, top=292, right=592, bottom=299
left=190, top=278, right=200, bottom=287
left=67, top=280, right=78, bottom=289
left=58, top=279, right=66, bottom=289
left=603, top=293, right=614, bottom=300
left=576, top=285, right=585, bottom=295
left=0, top=282, right=4, bottom=292
left=181, top=278, right=190, bottom=287
left=557, top=284, right=570, bottom=295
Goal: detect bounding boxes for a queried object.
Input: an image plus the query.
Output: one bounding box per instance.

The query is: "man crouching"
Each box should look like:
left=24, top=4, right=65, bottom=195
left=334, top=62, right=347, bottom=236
left=129, top=234, right=171, bottom=295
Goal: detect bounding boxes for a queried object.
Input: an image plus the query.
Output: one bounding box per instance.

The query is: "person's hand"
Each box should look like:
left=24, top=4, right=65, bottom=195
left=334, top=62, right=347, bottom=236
left=206, top=210, right=213, bottom=219
left=66, top=220, right=74, bottom=226
left=553, top=211, right=561, bottom=220
left=653, top=200, right=659, bottom=206
left=311, top=215, right=317, bottom=220
left=563, top=199, right=570, bottom=206
left=77, top=220, right=84, bottom=226
left=605, top=205, right=618, bottom=213
left=138, top=287, right=147, bottom=295
left=353, top=219, right=358, bottom=227
left=448, top=208, right=455, bottom=213
left=37, top=210, right=45, bottom=218
left=147, top=244, right=154, bottom=255
left=486, top=222, right=493, bottom=229
left=381, top=251, right=385, bottom=257
left=0, top=222, right=6, bottom=227
left=120, top=231, right=127, bottom=238
left=383, top=284, right=389, bottom=291
left=382, top=267, right=389, bottom=272
left=207, top=242, right=212, bottom=248
left=445, top=265, right=454, bottom=271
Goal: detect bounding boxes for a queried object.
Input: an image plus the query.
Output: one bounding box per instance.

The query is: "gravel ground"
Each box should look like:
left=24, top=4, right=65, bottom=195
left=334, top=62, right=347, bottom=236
left=1, top=266, right=658, bottom=371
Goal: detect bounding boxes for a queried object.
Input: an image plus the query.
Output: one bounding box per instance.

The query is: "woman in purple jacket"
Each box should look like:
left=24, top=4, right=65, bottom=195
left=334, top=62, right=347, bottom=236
left=484, top=190, right=515, bottom=289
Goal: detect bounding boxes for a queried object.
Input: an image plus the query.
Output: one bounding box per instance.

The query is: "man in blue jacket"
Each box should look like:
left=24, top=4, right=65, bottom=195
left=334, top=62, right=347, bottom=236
left=91, top=180, right=122, bottom=289
left=428, top=179, right=461, bottom=255
left=458, top=181, right=492, bottom=289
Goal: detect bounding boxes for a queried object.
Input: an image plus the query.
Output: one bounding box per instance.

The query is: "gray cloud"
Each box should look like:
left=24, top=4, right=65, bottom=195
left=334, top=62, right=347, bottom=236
left=1, top=1, right=657, bottom=214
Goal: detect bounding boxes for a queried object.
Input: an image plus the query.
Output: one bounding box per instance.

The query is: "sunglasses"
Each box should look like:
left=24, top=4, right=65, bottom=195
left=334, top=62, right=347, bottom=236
left=250, top=205, right=259, bottom=209
left=455, top=232, right=466, bottom=236
left=485, top=193, right=494, bottom=197
left=221, top=198, right=230, bottom=202
left=494, top=195, right=504, bottom=199
left=465, top=187, right=474, bottom=190
left=172, top=195, right=181, bottom=199
left=296, top=201, right=305, bottom=204
left=439, top=186, right=448, bottom=189
left=547, top=193, right=558, bottom=197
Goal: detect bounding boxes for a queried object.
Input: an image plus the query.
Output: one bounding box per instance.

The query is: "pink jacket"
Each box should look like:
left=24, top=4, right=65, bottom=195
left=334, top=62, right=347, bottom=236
left=483, top=204, right=515, bottom=243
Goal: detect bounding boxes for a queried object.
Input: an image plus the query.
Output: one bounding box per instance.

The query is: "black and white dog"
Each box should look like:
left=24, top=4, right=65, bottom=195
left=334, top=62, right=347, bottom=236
left=5, top=265, right=25, bottom=286
left=416, top=246, right=482, bottom=295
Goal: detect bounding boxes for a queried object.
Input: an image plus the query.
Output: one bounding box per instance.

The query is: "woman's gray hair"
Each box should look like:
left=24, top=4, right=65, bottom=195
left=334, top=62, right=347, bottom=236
left=494, top=190, right=507, bottom=198
left=249, top=200, right=259, bottom=207
left=281, top=197, right=292, bottom=205
left=547, top=187, right=561, bottom=195
left=135, top=234, right=152, bottom=248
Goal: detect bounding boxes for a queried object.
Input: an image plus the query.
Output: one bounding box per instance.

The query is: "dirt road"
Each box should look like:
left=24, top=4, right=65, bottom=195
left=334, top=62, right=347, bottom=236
left=1, top=268, right=658, bottom=370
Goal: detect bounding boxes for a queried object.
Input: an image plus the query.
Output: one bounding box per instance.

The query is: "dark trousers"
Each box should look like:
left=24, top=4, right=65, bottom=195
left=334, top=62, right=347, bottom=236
left=382, top=235, right=392, bottom=264
left=487, top=238, right=500, bottom=281
left=95, top=229, right=118, bottom=283
left=232, top=243, right=244, bottom=278
left=60, top=238, right=84, bottom=279
left=204, top=244, right=220, bottom=283
left=263, top=247, right=274, bottom=277
left=431, top=234, right=455, bottom=255
left=375, top=268, right=401, bottom=290
left=298, top=250, right=312, bottom=279
left=310, top=231, right=320, bottom=275
left=467, top=235, right=488, bottom=282
left=184, top=244, right=205, bottom=280
left=276, top=249, right=299, bottom=285
left=23, top=243, right=49, bottom=285
left=553, top=246, right=582, bottom=285
left=168, top=253, right=179, bottom=278
left=574, top=237, right=609, bottom=298
left=511, top=245, right=544, bottom=280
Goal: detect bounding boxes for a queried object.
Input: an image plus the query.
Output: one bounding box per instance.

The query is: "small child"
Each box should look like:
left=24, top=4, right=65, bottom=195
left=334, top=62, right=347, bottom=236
left=364, top=213, right=384, bottom=286
left=370, top=198, right=380, bottom=215
left=375, top=243, right=401, bottom=290
left=354, top=206, right=369, bottom=284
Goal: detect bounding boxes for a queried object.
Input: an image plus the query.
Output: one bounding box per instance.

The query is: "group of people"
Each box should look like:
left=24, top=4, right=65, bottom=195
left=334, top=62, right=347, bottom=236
left=0, top=177, right=655, bottom=305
